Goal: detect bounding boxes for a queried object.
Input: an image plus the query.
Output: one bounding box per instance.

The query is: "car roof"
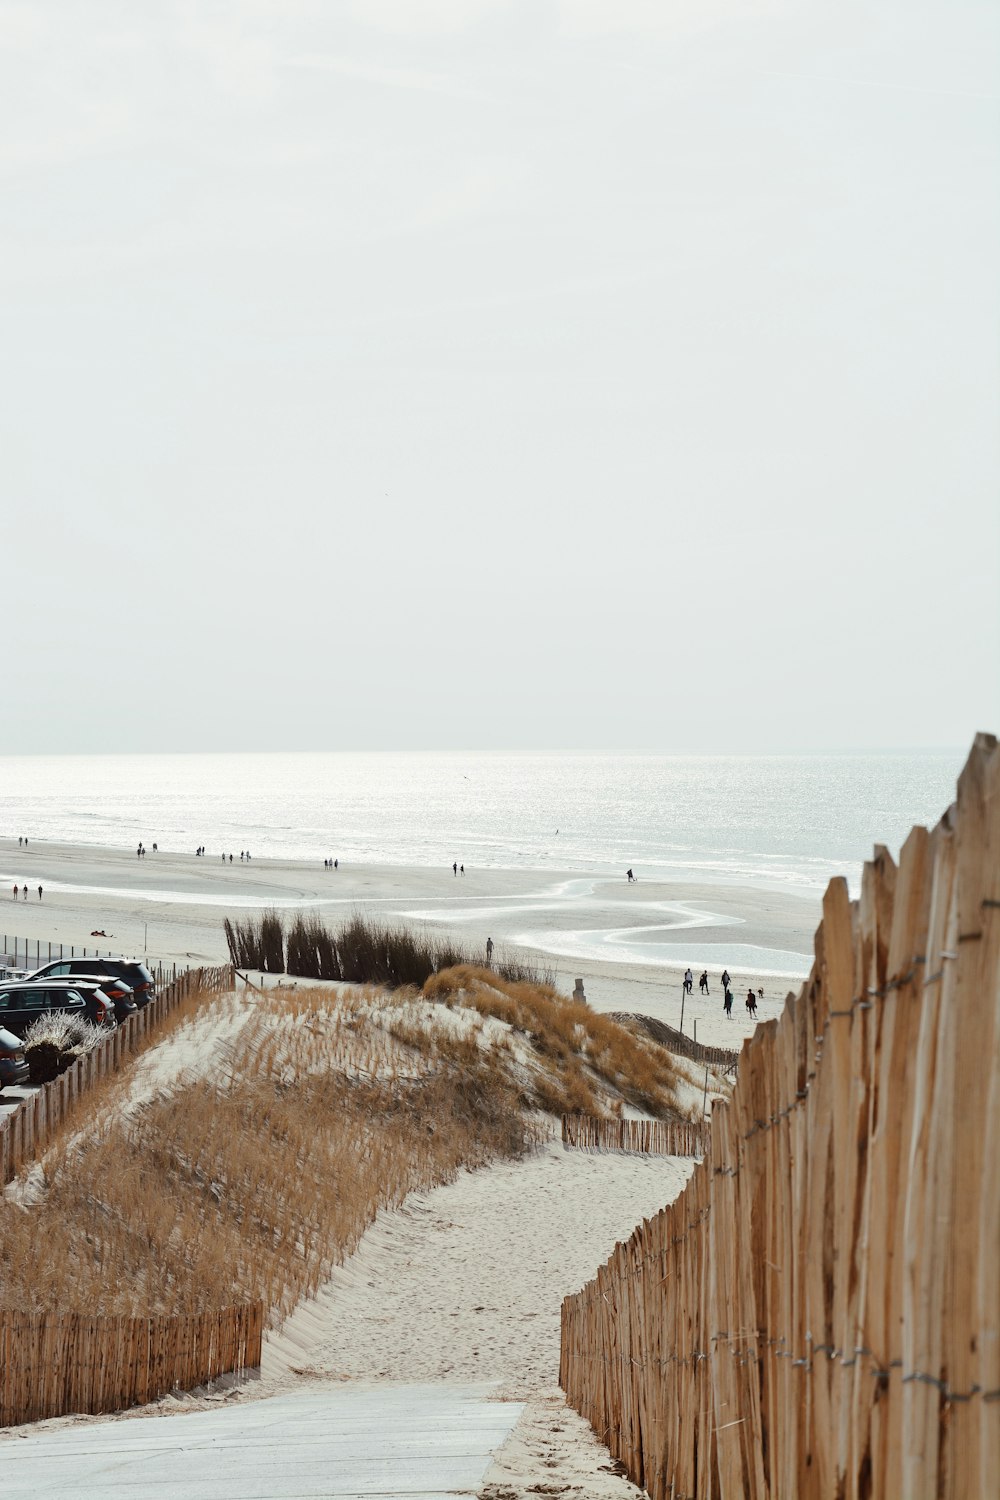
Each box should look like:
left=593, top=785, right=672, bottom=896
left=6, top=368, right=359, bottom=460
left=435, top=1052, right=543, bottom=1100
left=2, top=977, right=106, bottom=991
left=38, top=957, right=137, bottom=967
left=27, top=971, right=130, bottom=983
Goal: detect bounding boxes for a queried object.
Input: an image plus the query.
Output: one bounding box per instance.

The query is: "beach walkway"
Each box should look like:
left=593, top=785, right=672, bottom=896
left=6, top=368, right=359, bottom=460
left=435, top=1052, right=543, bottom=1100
left=1, top=1141, right=688, bottom=1497
left=0, top=1384, right=522, bottom=1499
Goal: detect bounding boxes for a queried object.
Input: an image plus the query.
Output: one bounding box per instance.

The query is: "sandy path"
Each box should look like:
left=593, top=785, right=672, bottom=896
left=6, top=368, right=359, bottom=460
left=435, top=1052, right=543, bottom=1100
left=263, top=1141, right=693, bottom=1498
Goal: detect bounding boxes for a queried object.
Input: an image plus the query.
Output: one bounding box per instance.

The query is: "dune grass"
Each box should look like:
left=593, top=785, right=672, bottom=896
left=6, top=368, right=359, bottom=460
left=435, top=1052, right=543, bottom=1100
left=224, top=911, right=552, bottom=989
left=424, top=966, right=683, bottom=1119
left=0, top=983, right=532, bottom=1320
left=0, top=972, right=685, bottom=1325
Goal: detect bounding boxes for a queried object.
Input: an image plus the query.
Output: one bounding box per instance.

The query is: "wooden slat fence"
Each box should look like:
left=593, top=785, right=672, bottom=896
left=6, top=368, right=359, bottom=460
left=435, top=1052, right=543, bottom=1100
left=562, top=1113, right=710, bottom=1158
left=560, top=733, right=1000, bottom=1500
left=0, top=963, right=233, bottom=1185
left=0, top=1301, right=264, bottom=1426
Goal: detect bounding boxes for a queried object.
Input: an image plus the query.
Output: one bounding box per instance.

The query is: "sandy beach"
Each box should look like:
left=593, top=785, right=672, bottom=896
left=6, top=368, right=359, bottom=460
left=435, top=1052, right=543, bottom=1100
left=0, top=836, right=820, bottom=1052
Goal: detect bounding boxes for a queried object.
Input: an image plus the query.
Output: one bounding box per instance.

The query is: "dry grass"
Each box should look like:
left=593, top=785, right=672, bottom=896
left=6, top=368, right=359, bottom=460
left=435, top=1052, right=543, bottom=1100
left=422, top=966, right=683, bottom=1119
left=225, top=910, right=554, bottom=988
left=0, top=984, right=532, bottom=1320
left=0, top=972, right=688, bottom=1326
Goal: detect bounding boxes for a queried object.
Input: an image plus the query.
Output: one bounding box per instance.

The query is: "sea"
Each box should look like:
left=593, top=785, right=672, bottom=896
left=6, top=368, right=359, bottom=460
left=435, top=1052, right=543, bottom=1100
left=0, top=749, right=967, bottom=900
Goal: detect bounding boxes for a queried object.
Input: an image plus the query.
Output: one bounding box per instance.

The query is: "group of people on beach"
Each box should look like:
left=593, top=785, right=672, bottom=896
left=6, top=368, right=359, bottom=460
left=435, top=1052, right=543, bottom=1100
left=13, top=839, right=40, bottom=901
left=323, top=858, right=338, bottom=869
left=135, top=842, right=157, bottom=857
left=683, top=966, right=762, bottom=1019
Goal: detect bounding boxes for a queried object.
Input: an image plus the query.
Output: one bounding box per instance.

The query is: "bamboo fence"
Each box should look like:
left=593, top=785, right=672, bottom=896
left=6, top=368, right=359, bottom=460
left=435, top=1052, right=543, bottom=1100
left=0, top=963, right=233, bottom=1185
left=562, top=1113, right=711, bottom=1158
left=560, top=733, right=1000, bottom=1500
left=0, top=1301, right=264, bottom=1425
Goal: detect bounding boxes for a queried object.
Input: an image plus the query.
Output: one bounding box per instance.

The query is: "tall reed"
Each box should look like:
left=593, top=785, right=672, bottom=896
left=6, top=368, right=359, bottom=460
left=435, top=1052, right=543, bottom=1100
left=224, top=910, right=552, bottom=990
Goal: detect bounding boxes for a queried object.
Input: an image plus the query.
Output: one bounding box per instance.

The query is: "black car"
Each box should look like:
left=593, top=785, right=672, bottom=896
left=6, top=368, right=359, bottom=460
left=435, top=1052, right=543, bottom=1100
left=19, top=973, right=139, bottom=1025
left=27, top=957, right=157, bottom=1007
left=0, top=980, right=116, bottom=1038
left=0, top=1026, right=29, bottom=1089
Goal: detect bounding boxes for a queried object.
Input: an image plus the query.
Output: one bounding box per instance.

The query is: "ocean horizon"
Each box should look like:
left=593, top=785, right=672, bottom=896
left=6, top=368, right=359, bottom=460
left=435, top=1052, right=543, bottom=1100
left=0, top=748, right=967, bottom=899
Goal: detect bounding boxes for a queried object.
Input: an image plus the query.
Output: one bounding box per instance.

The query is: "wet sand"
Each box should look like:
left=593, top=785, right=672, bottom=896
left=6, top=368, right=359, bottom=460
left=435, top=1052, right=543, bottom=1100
left=0, top=837, right=821, bottom=1047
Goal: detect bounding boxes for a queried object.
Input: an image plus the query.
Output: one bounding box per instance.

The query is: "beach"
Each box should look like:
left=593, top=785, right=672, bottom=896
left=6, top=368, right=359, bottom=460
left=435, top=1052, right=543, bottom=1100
left=0, top=836, right=819, bottom=1051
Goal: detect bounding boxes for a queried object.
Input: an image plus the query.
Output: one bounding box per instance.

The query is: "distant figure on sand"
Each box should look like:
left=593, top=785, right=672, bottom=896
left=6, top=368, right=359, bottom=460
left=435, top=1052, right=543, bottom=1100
left=724, top=988, right=733, bottom=1017
left=626, top=868, right=634, bottom=882
left=22, top=885, right=27, bottom=900
left=11, top=884, right=17, bottom=900
left=721, top=968, right=731, bottom=992
left=37, top=885, right=42, bottom=901
left=486, top=936, right=494, bottom=966
left=453, top=862, right=458, bottom=876
left=746, top=988, right=757, bottom=1016
left=460, top=864, right=465, bottom=876
left=683, top=968, right=693, bottom=995
left=333, top=858, right=337, bottom=869
left=18, top=837, right=22, bottom=848
left=699, top=970, right=709, bottom=995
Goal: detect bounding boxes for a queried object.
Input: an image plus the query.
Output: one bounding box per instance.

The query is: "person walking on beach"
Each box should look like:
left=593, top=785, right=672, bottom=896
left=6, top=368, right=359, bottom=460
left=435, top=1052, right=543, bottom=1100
left=22, top=885, right=27, bottom=900
left=699, top=970, right=709, bottom=995
left=18, top=836, right=22, bottom=848
left=721, top=968, right=731, bottom=993
left=724, top=988, right=733, bottom=1018
left=683, top=968, right=693, bottom=996
left=626, top=868, right=634, bottom=883
left=453, top=862, right=458, bottom=876
left=486, top=936, right=494, bottom=966
left=12, top=883, right=17, bottom=900
left=37, top=885, right=42, bottom=901
left=460, top=864, right=465, bottom=876
left=746, top=987, right=756, bottom=1016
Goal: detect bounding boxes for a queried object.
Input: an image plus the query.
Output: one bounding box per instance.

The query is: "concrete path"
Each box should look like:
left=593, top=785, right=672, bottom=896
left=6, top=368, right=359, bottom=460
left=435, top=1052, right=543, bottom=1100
left=0, top=1385, right=523, bottom=1500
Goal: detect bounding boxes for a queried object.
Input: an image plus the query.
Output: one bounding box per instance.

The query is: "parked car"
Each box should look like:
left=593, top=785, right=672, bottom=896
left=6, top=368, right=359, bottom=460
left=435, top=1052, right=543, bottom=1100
left=27, top=958, right=157, bottom=1007
left=18, top=973, right=139, bottom=1026
left=0, top=1026, right=29, bottom=1090
left=0, top=980, right=115, bottom=1037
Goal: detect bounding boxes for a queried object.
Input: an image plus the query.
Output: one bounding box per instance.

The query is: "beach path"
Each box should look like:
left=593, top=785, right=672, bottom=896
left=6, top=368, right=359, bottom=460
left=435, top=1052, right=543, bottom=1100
left=0, top=1385, right=523, bottom=1499
left=1, top=1140, right=690, bottom=1497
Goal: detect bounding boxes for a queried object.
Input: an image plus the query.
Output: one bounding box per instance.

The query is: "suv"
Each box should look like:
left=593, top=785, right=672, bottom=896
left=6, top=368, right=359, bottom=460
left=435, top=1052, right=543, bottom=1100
left=0, top=980, right=116, bottom=1037
left=18, top=973, right=139, bottom=1025
left=28, top=958, right=157, bottom=1007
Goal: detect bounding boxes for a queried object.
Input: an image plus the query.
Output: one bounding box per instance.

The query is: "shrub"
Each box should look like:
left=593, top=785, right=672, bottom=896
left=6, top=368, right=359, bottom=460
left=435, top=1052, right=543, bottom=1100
left=22, top=1013, right=106, bottom=1082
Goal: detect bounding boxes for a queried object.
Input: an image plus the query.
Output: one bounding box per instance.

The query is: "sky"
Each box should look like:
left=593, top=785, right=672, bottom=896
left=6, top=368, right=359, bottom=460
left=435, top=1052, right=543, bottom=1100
left=2, top=0, right=997, bottom=754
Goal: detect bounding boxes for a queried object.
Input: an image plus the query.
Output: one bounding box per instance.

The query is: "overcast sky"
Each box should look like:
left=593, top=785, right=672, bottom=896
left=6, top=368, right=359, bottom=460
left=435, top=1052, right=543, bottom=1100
left=2, top=0, right=997, bottom=753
